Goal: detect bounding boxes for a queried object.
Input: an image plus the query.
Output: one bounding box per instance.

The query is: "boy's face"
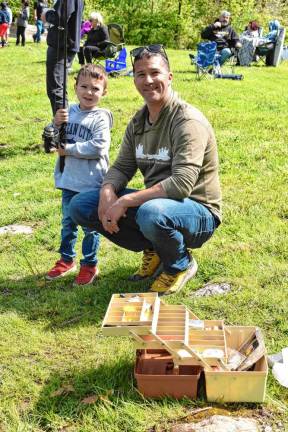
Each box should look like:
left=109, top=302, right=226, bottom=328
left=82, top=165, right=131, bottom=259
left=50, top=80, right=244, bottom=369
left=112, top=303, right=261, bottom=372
left=75, top=75, right=106, bottom=111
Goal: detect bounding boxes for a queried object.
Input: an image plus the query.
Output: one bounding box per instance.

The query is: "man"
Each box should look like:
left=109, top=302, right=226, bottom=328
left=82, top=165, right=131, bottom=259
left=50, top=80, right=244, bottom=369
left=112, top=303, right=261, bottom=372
left=33, top=0, right=47, bottom=43
left=42, top=0, right=84, bottom=115
left=69, top=45, right=221, bottom=295
left=201, top=10, right=241, bottom=65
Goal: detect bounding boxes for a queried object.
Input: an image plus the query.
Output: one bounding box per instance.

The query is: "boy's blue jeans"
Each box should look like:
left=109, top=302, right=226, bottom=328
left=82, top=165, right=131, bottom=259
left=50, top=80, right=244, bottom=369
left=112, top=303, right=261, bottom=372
left=60, top=189, right=99, bottom=266
left=69, top=189, right=219, bottom=274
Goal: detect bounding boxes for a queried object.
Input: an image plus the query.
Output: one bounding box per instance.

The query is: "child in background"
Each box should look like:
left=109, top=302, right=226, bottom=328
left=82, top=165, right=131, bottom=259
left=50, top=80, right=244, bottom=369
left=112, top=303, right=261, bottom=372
left=16, top=1, right=30, bottom=46
left=0, top=2, right=9, bottom=47
left=46, top=64, right=113, bottom=286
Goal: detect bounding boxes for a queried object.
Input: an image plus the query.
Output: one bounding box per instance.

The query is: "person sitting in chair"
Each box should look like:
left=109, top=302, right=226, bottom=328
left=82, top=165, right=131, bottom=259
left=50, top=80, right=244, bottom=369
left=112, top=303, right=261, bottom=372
left=78, top=12, right=109, bottom=66
left=201, top=10, right=242, bottom=65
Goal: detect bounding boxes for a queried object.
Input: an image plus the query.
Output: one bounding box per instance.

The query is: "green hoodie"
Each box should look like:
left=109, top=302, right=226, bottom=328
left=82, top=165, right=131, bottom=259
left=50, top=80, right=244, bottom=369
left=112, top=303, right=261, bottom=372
left=103, top=91, right=222, bottom=222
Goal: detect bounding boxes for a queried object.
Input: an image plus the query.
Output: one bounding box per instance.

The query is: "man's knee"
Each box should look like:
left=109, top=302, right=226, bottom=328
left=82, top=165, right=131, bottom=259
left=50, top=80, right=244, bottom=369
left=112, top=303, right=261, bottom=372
left=136, top=200, right=166, bottom=233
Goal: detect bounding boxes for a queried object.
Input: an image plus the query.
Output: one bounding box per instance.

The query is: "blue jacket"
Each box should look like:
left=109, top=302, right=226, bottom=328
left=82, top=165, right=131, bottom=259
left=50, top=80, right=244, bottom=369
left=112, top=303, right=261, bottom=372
left=0, top=9, right=9, bottom=24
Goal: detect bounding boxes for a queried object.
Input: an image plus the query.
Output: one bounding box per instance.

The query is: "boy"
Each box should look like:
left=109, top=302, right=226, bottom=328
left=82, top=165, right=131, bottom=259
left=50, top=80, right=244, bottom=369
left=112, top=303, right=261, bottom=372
left=46, top=64, right=113, bottom=286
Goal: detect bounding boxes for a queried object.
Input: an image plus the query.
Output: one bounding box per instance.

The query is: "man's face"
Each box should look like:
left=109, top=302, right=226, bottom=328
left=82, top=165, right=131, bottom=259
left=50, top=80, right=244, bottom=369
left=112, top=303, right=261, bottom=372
left=219, top=14, right=230, bottom=26
left=75, top=75, right=106, bottom=110
left=133, top=55, right=173, bottom=107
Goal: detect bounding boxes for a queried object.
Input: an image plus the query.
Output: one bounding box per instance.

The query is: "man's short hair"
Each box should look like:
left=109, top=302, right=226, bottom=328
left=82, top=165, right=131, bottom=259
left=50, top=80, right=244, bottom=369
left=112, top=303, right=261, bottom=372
left=133, top=52, right=170, bottom=73
left=75, top=64, right=108, bottom=90
left=220, top=10, right=231, bottom=17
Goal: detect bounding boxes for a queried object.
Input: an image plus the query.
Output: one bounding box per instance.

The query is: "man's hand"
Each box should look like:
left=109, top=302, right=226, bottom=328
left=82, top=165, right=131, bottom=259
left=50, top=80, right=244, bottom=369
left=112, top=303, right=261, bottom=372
left=235, top=41, right=242, bottom=49
left=102, top=200, right=127, bottom=234
left=54, top=108, right=69, bottom=128
left=98, top=184, right=118, bottom=222
left=214, top=21, right=222, bottom=29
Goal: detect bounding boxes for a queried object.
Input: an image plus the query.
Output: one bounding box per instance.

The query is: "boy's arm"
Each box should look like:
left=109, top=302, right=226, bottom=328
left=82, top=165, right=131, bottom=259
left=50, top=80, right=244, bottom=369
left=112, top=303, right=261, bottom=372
left=63, top=111, right=112, bottom=160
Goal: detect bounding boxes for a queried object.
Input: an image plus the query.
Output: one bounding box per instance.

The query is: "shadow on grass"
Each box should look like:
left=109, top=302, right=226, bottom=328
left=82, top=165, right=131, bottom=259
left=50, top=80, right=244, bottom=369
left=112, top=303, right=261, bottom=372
left=32, top=358, right=148, bottom=429
left=0, top=266, right=151, bottom=330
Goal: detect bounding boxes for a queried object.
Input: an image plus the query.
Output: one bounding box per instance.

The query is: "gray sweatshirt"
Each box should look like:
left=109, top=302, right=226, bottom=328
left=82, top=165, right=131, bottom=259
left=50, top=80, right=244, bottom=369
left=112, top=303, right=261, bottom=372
left=54, top=104, right=113, bottom=192
left=17, top=7, right=29, bottom=27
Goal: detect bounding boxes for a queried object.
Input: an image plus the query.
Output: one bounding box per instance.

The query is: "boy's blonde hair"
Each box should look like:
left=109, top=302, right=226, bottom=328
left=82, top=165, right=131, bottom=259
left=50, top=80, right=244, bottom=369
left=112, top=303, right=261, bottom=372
left=75, top=64, right=108, bottom=91
left=89, top=12, right=104, bottom=25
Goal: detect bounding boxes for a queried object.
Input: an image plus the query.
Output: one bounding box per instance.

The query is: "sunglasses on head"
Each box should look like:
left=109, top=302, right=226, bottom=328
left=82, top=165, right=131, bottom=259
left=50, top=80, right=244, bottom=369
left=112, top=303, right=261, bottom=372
left=130, top=44, right=169, bottom=66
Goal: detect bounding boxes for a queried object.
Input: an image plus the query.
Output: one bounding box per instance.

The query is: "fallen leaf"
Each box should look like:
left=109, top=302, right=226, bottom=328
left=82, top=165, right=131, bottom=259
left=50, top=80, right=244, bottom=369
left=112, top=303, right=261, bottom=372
left=50, top=384, right=75, bottom=397
left=81, top=395, right=99, bottom=404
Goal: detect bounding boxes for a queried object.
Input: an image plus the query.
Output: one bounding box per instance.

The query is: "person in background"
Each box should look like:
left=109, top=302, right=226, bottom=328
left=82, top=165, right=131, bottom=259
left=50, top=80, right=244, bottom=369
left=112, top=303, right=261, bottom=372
left=242, top=20, right=261, bottom=37
left=46, top=64, right=113, bottom=286
left=42, top=0, right=84, bottom=115
left=33, top=0, right=46, bottom=43
left=3, top=0, right=12, bottom=46
left=0, top=2, right=9, bottom=48
left=78, top=12, right=109, bottom=66
left=201, top=10, right=242, bottom=65
left=16, top=0, right=30, bottom=46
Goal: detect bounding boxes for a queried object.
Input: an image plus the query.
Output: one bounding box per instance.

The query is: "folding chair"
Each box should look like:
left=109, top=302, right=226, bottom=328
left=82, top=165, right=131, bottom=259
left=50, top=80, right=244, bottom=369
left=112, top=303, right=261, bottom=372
left=255, top=20, right=285, bottom=66
left=105, top=47, right=127, bottom=75
left=194, top=41, right=221, bottom=80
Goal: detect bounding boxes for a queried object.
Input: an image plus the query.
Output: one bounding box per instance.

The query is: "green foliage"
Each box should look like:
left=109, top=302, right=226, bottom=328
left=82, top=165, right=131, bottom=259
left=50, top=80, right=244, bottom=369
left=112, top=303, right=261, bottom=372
left=82, top=0, right=288, bottom=48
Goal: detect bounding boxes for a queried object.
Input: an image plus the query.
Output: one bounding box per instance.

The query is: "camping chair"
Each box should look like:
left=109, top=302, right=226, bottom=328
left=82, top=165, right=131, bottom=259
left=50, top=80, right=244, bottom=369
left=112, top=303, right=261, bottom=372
left=255, top=20, right=285, bottom=66
left=194, top=41, right=221, bottom=80
left=105, top=47, right=127, bottom=75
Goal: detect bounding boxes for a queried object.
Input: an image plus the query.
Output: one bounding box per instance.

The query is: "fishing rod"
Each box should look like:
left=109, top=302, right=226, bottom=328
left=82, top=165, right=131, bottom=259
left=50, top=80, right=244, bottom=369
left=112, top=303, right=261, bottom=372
left=59, top=0, right=67, bottom=173
left=43, top=0, right=68, bottom=174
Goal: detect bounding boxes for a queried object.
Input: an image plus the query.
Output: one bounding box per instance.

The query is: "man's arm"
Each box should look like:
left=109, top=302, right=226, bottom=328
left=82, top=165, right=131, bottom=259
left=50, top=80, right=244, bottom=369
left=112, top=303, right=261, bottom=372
left=201, top=24, right=217, bottom=40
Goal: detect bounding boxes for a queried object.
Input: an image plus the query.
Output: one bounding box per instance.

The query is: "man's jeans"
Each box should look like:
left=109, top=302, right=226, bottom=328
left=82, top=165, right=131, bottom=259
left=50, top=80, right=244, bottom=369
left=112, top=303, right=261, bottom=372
left=69, top=189, right=219, bottom=274
left=60, top=189, right=99, bottom=266
left=219, top=48, right=232, bottom=65
left=34, top=19, right=43, bottom=42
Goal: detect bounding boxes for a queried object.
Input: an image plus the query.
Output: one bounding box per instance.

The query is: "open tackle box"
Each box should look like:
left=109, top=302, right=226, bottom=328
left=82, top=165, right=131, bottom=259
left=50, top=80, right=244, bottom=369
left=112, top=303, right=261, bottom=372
left=102, top=293, right=267, bottom=402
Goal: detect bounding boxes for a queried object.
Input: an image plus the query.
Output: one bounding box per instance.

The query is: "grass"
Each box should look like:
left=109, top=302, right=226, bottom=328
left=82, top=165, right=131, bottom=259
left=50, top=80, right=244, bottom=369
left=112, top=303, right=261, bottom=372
left=0, top=39, right=288, bottom=431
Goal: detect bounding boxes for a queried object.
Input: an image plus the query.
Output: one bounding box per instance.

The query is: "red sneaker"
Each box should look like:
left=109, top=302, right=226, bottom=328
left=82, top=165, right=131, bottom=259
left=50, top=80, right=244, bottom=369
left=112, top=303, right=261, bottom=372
left=74, top=265, right=99, bottom=286
left=46, top=259, right=76, bottom=280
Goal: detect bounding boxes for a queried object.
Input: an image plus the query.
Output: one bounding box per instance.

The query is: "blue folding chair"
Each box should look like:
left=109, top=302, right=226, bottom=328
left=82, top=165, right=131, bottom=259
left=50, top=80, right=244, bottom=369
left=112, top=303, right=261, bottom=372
left=105, top=47, right=127, bottom=75
left=195, top=41, right=221, bottom=80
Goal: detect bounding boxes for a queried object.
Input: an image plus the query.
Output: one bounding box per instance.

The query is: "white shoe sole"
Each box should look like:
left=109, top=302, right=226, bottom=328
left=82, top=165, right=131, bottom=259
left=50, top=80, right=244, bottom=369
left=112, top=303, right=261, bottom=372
left=160, top=258, right=198, bottom=296
left=73, top=267, right=100, bottom=286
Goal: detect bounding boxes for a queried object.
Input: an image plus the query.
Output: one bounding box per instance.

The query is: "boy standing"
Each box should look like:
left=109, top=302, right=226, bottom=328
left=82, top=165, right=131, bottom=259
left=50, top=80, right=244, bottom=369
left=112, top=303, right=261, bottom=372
left=46, top=64, right=113, bottom=286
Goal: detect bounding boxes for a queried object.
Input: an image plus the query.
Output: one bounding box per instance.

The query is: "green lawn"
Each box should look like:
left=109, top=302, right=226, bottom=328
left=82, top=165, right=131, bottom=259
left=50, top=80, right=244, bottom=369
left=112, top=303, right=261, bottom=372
left=0, top=40, right=288, bottom=431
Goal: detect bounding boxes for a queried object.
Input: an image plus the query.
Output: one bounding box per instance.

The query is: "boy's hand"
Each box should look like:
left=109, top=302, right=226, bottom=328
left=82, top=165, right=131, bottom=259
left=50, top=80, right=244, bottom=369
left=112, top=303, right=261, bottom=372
left=54, top=108, right=69, bottom=128
left=57, top=145, right=67, bottom=156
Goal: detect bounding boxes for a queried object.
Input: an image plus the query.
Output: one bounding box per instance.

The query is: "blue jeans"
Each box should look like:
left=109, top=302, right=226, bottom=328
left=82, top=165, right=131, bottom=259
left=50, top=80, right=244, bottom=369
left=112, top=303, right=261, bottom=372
left=34, top=20, right=44, bottom=43
left=69, top=189, right=219, bottom=274
left=219, top=48, right=232, bottom=65
left=60, top=189, right=100, bottom=266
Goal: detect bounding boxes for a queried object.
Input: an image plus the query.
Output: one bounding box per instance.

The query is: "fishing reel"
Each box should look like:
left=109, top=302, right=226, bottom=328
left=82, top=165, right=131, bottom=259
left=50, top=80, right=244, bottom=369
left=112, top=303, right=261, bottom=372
left=42, top=123, right=60, bottom=153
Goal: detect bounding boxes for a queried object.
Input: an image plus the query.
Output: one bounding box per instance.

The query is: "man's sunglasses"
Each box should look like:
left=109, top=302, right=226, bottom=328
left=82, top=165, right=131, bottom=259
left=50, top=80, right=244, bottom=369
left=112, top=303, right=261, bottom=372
left=130, top=44, right=169, bottom=66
